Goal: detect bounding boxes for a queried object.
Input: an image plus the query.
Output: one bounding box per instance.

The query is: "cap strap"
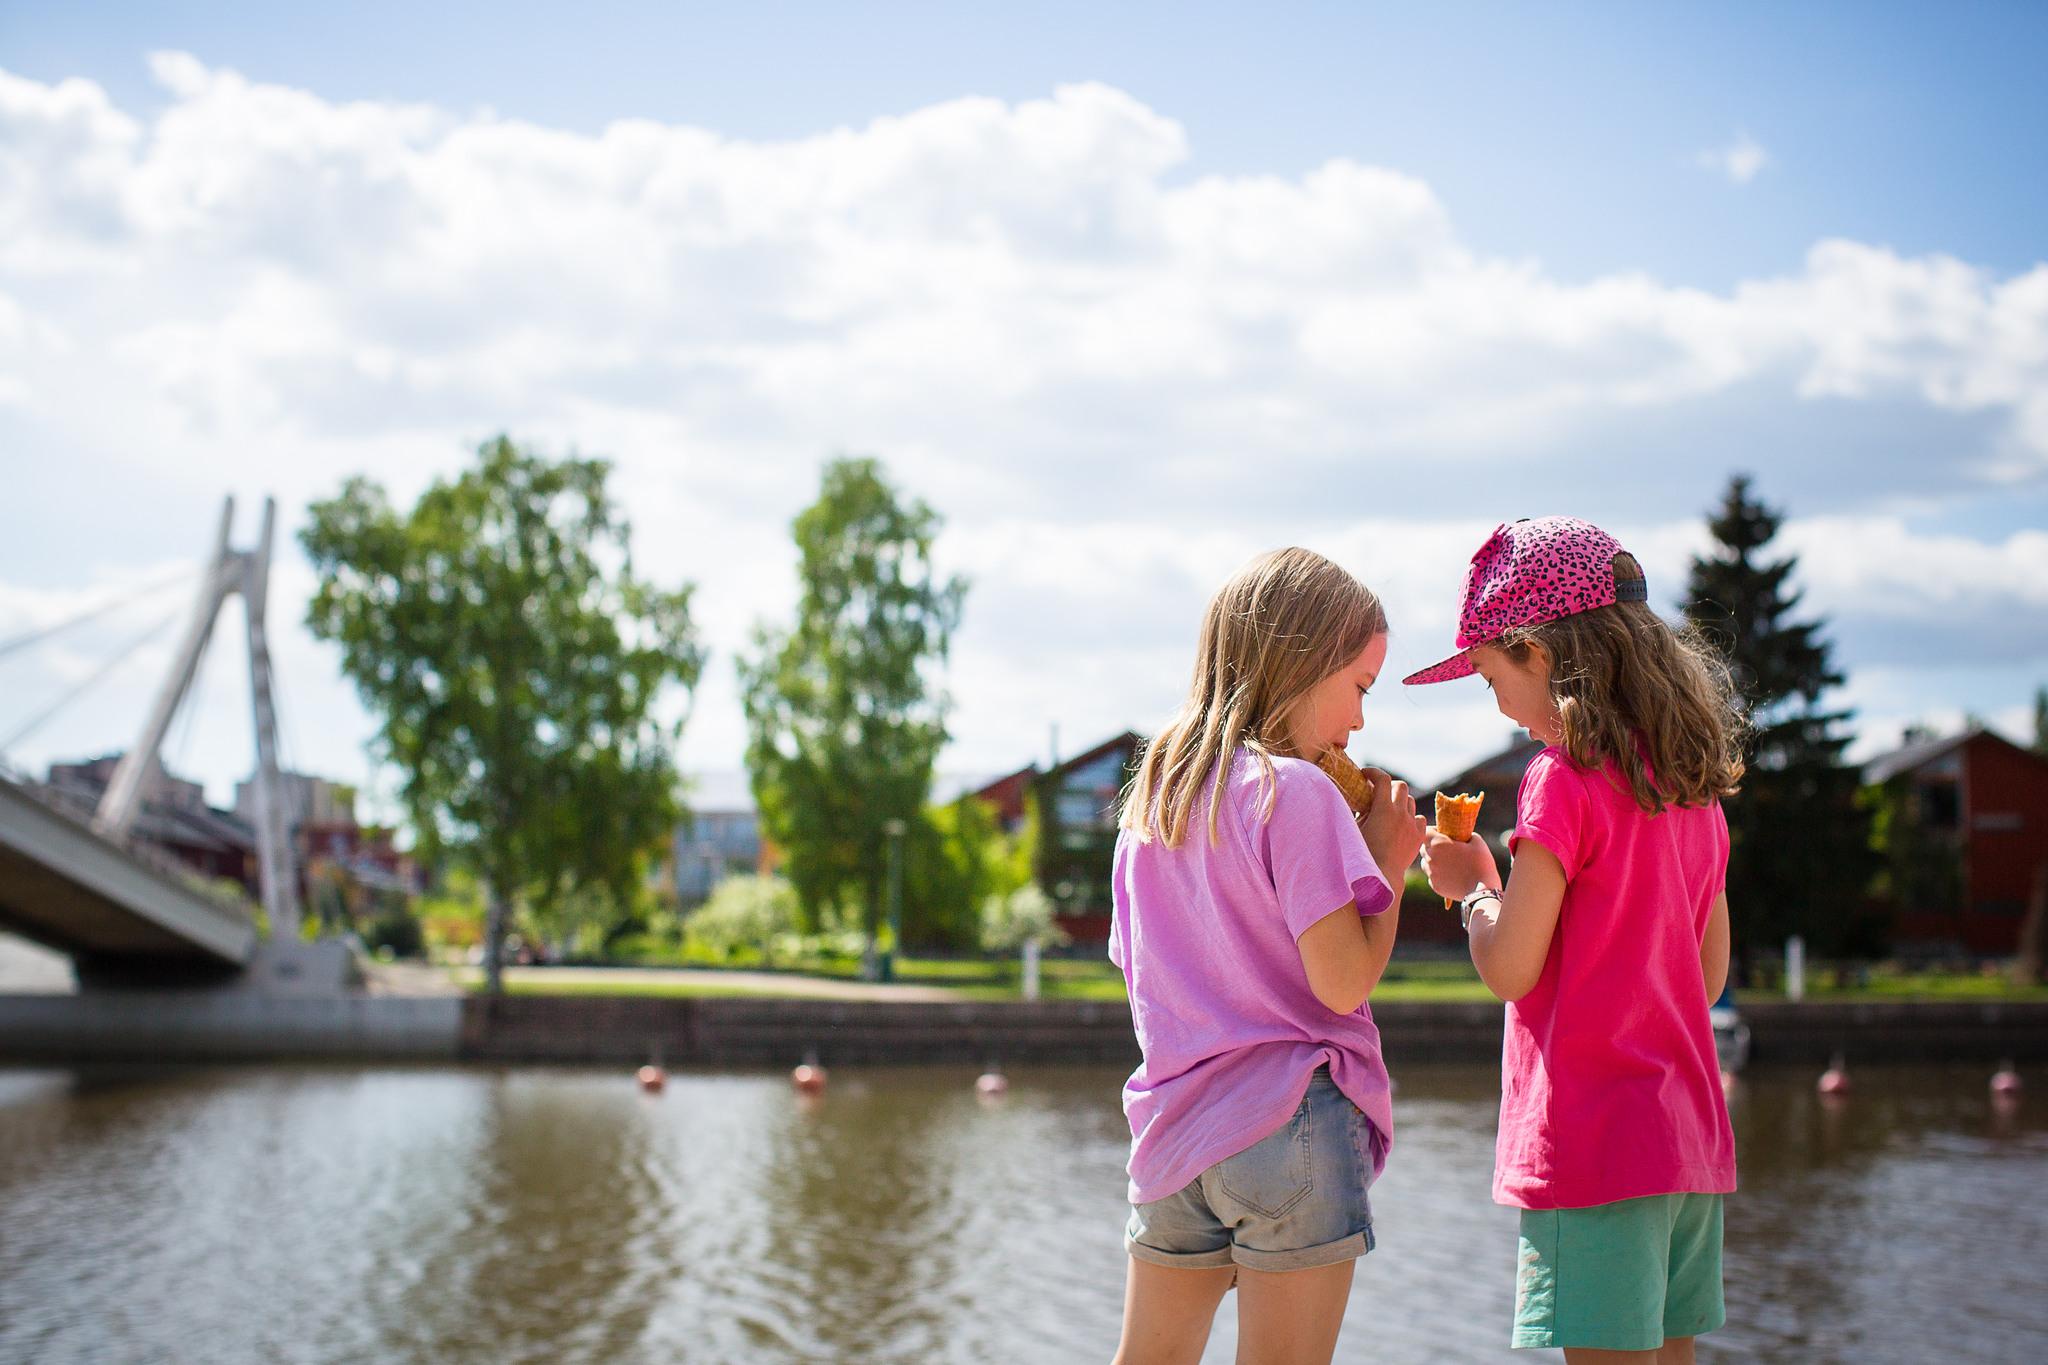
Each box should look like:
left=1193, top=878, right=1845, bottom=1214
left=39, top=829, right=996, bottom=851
left=1615, top=577, right=1649, bottom=603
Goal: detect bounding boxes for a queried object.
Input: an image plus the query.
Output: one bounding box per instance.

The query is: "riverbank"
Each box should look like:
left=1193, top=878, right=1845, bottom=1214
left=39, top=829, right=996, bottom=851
left=15, top=933, right=2043, bottom=1008
left=4, top=991, right=2046, bottom=1067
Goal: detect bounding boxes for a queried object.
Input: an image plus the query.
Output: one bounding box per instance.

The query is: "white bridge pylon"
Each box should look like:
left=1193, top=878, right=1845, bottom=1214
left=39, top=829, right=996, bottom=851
left=93, top=497, right=302, bottom=939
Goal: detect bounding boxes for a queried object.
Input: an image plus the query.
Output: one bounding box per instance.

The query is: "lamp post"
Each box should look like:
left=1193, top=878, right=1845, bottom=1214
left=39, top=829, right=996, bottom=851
left=881, top=817, right=908, bottom=983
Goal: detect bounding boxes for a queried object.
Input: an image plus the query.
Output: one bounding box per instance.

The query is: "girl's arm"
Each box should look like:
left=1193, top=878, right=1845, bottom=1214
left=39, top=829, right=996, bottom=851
left=1702, top=891, right=1731, bottom=1001
left=1463, top=840, right=1566, bottom=1002
left=1421, top=831, right=1565, bottom=1002
left=1294, top=769, right=1425, bottom=1015
left=1297, top=895, right=1401, bottom=1015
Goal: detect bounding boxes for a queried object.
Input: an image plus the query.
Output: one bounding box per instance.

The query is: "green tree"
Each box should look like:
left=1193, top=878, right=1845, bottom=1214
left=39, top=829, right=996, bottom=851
left=301, top=436, right=705, bottom=993
left=2033, top=685, right=2048, bottom=757
left=524, top=879, right=650, bottom=961
left=904, top=795, right=1034, bottom=951
left=1686, top=474, right=1878, bottom=966
left=1862, top=780, right=1964, bottom=924
left=739, top=457, right=966, bottom=955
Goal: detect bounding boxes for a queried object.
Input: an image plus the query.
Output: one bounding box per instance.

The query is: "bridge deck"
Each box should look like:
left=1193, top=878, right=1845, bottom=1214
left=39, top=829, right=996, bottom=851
left=0, top=779, right=256, bottom=966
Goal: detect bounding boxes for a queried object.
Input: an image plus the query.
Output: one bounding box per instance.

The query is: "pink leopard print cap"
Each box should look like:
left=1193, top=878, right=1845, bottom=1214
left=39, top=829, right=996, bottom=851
left=1402, top=517, right=1647, bottom=685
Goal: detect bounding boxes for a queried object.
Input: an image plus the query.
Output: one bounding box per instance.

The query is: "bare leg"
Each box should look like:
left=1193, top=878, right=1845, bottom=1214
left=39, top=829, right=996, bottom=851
left=1112, top=1257, right=1236, bottom=1365
left=1564, top=1344, right=1701, bottom=1365
left=1232, top=1260, right=1357, bottom=1365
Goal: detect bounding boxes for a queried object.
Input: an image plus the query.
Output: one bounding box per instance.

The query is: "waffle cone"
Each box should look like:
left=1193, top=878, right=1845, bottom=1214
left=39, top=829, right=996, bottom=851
left=1434, top=791, right=1485, bottom=908
left=1315, top=748, right=1375, bottom=819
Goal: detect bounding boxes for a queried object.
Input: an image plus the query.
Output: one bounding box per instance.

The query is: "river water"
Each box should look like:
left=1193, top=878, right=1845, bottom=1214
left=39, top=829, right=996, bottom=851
left=0, top=1061, right=2040, bottom=1363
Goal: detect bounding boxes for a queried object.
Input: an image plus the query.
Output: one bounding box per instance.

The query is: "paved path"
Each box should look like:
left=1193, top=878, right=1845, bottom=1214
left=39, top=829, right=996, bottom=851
left=373, top=960, right=968, bottom=1003
left=0, top=941, right=974, bottom=1003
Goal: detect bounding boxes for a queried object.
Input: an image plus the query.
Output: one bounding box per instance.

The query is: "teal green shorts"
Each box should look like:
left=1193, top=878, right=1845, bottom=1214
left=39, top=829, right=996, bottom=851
left=1513, top=1193, right=1725, bottom=1351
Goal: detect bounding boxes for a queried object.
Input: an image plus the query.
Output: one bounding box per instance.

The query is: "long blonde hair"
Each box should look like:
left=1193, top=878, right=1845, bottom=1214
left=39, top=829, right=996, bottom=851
left=1121, top=547, right=1386, bottom=848
left=1499, top=553, right=1746, bottom=813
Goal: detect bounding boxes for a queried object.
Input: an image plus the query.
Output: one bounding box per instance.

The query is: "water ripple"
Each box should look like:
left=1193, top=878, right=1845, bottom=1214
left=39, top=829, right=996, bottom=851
left=1, top=1062, right=2043, bottom=1362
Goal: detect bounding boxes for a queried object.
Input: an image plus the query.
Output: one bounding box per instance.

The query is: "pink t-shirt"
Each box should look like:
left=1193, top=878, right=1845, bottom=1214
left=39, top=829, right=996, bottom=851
left=1109, top=748, right=1396, bottom=1205
left=1495, top=745, right=1737, bottom=1209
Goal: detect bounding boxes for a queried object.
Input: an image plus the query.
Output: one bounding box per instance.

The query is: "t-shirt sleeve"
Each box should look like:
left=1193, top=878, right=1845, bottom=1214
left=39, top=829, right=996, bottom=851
left=1258, top=760, right=1394, bottom=940
left=1709, top=800, right=1730, bottom=902
left=1107, top=833, right=1129, bottom=971
left=1510, top=750, right=1590, bottom=880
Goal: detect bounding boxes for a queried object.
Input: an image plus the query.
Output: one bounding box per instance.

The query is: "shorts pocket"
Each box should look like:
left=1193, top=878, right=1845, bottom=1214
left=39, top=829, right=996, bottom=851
left=1216, top=1095, right=1314, bottom=1220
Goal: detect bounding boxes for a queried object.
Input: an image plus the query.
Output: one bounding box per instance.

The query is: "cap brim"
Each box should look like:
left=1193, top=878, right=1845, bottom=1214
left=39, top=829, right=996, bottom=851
left=1401, top=650, right=1478, bottom=686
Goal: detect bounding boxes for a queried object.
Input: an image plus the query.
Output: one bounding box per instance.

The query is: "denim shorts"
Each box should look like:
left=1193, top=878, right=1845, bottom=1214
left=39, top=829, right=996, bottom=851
left=1125, top=1067, right=1377, bottom=1272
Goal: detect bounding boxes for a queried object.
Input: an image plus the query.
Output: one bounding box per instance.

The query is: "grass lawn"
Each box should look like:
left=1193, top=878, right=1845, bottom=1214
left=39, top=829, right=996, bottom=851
left=458, top=955, right=2047, bottom=1006
left=460, top=954, right=1504, bottom=1003
left=1738, top=971, right=2048, bottom=1004
left=498, top=978, right=813, bottom=1000
left=461, top=959, right=1133, bottom=1002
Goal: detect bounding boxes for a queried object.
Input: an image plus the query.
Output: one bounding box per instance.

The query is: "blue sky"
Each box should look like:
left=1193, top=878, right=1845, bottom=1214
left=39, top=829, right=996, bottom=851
left=0, top=3, right=2043, bottom=808
left=11, top=1, right=2046, bottom=289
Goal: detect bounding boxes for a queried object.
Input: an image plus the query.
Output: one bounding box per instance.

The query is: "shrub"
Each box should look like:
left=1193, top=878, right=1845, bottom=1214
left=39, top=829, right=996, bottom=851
left=684, top=875, right=800, bottom=963
left=981, top=885, right=1070, bottom=954
left=363, top=905, right=426, bottom=959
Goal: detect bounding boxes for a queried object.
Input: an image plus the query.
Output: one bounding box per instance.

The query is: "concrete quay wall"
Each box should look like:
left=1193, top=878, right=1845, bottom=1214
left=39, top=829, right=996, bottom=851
left=3, top=994, right=2046, bottom=1068
left=454, top=996, right=2048, bottom=1068
left=0, top=992, right=462, bottom=1062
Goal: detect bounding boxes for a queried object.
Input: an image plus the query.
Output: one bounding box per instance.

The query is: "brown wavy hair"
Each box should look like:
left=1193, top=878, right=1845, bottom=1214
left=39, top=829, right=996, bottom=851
left=1121, top=547, right=1387, bottom=848
left=1497, top=553, right=1747, bottom=813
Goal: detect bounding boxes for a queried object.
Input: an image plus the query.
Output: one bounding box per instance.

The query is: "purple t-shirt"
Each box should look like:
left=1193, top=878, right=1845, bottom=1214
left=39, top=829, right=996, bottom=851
left=1108, top=748, right=1396, bottom=1205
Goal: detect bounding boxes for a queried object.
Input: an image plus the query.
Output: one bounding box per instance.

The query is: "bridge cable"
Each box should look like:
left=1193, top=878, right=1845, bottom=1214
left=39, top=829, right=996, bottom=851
left=0, top=565, right=198, bottom=663
left=0, top=606, right=184, bottom=757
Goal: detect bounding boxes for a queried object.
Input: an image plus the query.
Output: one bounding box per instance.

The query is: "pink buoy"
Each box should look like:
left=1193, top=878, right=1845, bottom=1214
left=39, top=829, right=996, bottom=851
left=976, top=1070, right=1009, bottom=1098
left=1991, top=1063, right=2022, bottom=1097
left=792, top=1062, right=828, bottom=1095
left=1818, top=1053, right=1851, bottom=1096
left=636, top=1065, right=666, bottom=1093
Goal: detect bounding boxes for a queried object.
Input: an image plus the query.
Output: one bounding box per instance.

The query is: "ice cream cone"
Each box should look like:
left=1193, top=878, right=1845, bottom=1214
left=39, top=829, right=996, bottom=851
left=1434, top=791, right=1485, bottom=908
left=1316, top=748, right=1375, bottom=819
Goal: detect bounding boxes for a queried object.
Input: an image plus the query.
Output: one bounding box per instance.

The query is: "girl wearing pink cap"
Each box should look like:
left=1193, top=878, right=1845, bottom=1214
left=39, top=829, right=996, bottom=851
left=1109, top=547, right=1427, bottom=1365
left=1409, top=517, right=1744, bottom=1363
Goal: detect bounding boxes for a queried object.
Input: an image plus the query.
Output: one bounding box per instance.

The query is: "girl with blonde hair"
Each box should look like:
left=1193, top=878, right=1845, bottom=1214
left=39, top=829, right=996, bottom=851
left=1110, top=546, right=1426, bottom=1365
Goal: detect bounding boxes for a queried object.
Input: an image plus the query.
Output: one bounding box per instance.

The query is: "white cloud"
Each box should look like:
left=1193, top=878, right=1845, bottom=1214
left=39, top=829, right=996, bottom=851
left=1697, top=132, right=1769, bottom=185
left=0, top=57, right=2041, bottom=801
left=1784, top=518, right=2048, bottom=611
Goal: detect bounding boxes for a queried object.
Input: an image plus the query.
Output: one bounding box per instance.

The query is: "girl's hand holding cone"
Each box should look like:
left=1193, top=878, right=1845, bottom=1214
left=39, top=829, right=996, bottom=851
left=1315, top=748, right=1376, bottom=820
left=1357, top=764, right=1426, bottom=880
left=1432, top=793, right=1485, bottom=908
left=1318, top=747, right=1425, bottom=881
left=1422, top=801, right=1502, bottom=909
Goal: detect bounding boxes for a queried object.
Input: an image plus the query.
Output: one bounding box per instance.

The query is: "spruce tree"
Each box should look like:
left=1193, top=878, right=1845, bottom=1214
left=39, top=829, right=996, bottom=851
left=1686, top=475, right=1881, bottom=968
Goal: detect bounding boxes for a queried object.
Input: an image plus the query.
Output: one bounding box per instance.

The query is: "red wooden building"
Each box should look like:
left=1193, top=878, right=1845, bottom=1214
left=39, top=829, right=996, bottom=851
left=969, top=763, right=1040, bottom=835
left=1864, top=727, right=2048, bottom=955
left=1032, top=732, right=1143, bottom=945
